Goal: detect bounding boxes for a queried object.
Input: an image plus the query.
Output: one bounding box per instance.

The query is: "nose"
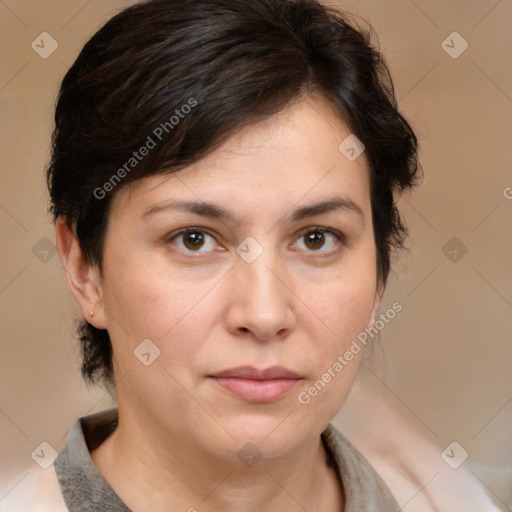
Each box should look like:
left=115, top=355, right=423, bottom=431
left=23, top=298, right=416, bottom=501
left=225, top=250, right=296, bottom=341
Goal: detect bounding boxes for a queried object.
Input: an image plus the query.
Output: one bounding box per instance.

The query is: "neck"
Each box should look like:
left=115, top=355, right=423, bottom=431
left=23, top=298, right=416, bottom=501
left=91, top=409, right=344, bottom=512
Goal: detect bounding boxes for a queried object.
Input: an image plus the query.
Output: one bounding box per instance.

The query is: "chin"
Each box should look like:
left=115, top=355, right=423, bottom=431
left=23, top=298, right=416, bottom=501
left=215, top=412, right=311, bottom=453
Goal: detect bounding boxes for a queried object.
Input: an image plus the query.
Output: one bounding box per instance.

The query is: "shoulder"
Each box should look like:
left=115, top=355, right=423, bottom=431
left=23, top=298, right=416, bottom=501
left=322, top=423, right=402, bottom=510
left=333, top=381, right=505, bottom=512
left=0, top=467, right=68, bottom=512
left=0, top=408, right=120, bottom=512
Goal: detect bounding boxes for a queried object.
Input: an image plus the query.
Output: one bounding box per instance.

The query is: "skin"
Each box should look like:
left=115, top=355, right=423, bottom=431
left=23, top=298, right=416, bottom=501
left=56, top=95, right=385, bottom=512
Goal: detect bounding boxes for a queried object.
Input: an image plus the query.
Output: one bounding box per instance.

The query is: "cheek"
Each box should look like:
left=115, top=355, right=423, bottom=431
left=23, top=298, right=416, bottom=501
left=297, top=282, right=376, bottom=414
left=308, top=264, right=377, bottom=344
left=330, top=282, right=376, bottom=340
left=100, top=257, right=178, bottom=342
left=101, top=253, right=225, bottom=375
left=305, top=287, right=375, bottom=384
left=299, top=261, right=377, bottom=399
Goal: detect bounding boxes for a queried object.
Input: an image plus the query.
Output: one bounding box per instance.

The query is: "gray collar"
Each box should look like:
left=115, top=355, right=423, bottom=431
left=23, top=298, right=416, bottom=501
left=54, top=407, right=399, bottom=511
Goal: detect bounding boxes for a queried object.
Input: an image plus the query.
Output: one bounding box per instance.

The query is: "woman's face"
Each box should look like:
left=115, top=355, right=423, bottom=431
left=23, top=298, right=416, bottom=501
left=96, top=96, right=383, bottom=462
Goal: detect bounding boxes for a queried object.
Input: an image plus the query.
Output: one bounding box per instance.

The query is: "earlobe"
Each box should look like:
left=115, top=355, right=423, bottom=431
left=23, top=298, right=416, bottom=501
left=55, top=217, right=107, bottom=329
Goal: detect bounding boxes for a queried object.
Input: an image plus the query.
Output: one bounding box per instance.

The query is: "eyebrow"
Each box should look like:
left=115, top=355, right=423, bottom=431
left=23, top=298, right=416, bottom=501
left=142, top=196, right=364, bottom=226
left=289, top=197, right=364, bottom=226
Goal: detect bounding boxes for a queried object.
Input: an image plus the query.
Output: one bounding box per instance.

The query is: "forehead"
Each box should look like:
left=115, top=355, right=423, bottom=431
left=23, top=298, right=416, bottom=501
left=110, top=95, right=371, bottom=219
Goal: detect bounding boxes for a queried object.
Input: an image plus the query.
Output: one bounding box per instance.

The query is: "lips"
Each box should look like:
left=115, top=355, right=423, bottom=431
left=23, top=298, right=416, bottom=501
left=209, top=366, right=303, bottom=403
left=210, top=365, right=302, bottom=380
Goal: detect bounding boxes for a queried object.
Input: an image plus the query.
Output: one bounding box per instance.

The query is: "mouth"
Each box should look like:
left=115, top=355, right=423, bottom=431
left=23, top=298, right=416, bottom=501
left=208, top=366, right=303, bottom=403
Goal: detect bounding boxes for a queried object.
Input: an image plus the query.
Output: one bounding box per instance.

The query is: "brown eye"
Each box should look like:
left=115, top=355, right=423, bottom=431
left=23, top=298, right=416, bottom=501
left=293, top=228, right=342, bottom=255
left=304, top=231, right=325, bottom=250
left=170, top=229, right=218, bottom=253
left=183, top=231, right=205, bottom=250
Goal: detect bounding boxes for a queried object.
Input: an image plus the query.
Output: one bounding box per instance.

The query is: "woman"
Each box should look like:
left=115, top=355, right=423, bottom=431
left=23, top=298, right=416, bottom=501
left=45, top=0, right=422, bottom=509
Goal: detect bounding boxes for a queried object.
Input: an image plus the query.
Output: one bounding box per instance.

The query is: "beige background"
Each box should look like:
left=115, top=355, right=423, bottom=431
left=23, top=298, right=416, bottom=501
left=0, top=0, right=511, bottom=508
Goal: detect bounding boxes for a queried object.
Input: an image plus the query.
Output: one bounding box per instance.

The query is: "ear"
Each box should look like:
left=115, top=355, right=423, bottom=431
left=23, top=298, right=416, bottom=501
left=55, top=217, right=107, bottom=329
left=368, top=278, right=385, bottom=329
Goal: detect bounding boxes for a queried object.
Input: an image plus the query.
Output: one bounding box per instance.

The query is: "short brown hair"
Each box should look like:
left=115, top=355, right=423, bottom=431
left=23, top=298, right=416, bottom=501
left=47, top=0, right=421, bottom=386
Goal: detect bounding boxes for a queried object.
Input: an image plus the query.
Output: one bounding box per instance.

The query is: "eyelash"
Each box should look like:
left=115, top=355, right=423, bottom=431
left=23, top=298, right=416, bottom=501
left=166, top=226, right=345, bottom=257
left=292, top=226, right=345, bottom=257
